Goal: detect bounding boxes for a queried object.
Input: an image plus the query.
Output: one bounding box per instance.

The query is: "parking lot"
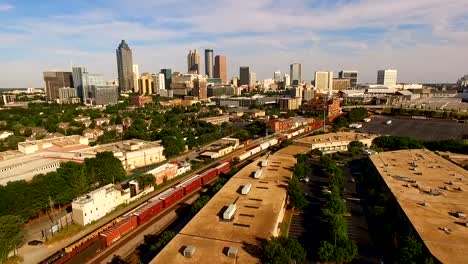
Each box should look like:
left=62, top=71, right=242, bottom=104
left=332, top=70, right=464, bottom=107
left=359, top=115, right=468, bottom=141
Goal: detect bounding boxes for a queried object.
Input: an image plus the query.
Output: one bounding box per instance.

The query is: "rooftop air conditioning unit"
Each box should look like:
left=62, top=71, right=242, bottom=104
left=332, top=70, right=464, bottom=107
left=183, top=245, right=196, bottom=258
left=227, top=247, right=238, bottom=258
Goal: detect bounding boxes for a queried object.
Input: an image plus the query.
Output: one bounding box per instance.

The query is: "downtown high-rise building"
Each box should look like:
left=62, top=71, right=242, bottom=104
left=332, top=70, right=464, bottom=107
left=290, top=63, right=302, bottom=86
left=43, top=71, right=74, bottom=100
left=239, top=67, right=250, bottom=86
left=274, top=71, right=281, bottom=83
left=139, top=73, right=154, bottom=95
left=204, top=49, right=214, bottom=78
left=338, top=70, right=358, bottom=87
left=116, top=40, right=134, bottom=93
left=133, top=64, right=140, bottom=93
left=377, top=69, right=398, bottom=87
left=187, top=50, right=201, bottom=73
left=283, top=74, right=291, bottom=87
left=214, top=55, right=227, bottom=83
left=314, top=71, right=334, bottom=94
left=161, top=69, right=172, bottom=90
left=249, top=72, right=257, bottom=86
left=72, top=66, right=87, bottom=101
left=153, top=73, right=165, bottom=94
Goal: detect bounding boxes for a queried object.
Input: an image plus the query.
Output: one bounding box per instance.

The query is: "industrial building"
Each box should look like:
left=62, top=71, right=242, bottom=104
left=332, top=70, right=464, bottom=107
left=150, top=144, right=310, bottom=263
left=293, top=132, right=378, bottom=154
left=369, top=149, right=468, bottom=264
left=72, top=184, right=118, bottom=226
left=198, top=116, right=230, bottom=125
left=76, top=139, right=165, bottom=171
left=17, top=135, right=89, bottom=154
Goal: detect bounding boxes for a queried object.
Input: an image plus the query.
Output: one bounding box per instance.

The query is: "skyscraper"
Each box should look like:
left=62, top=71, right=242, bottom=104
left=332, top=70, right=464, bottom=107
left=43, top=71, right=74, bottom=100
left=133, top=64, right=139, bottom=93
left=338, top=70, right=358, bottom=87
left=314, top=71, right=334, bottom=94
left=377, top=69, right=398, bottom=87
left=116, top=40, right=134, bottom=93
left=283, top=74, right=291, bottom=87
left=153, top=73, right=165, bottom=94
left=204, top=49, right=214, bottom=78
left=274, top=71, right=281, bottom=83
left=139, top=73, right=154, bottom=95
left=187, top=50, right=201, bottom=73
left=249, top=72, right=257, bottom=86
left=161, top=69, right=172, bottom=90
left=193, top=77, right=207, bottom=100
left=290, top=63, right=302, bottom=86
left=239, top=67, right=250, bottom=86
left=214, top=55, right=227, bottom=83
left=72, top=66, right=87, bottom=101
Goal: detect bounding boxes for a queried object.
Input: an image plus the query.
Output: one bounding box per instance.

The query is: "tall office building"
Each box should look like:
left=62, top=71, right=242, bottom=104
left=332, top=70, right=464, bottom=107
left=133, top=64, right=140, bottom=93
left=72, top=66, right=87, bottom=101
left=338, top=70, right=358, bottom=87
left=290, top=63, right=302, bottom=85
left=283, top=74, right=291, bottom=87
left=187, top=50, right=201, bottom=73
left=274, top=71, right=281, bottom=83
left=239, top=67, right=250, bottom=86
left=377, top=69, right=398, bottom=87
left=204, top=49, right=214, bottom=78
left=153, top=73, right=165, bottom=94
left=43, top=71, right=74, bottom=100
left=193, top=77, right=207, bottom=100
left=91, top=86, right=119, bottom=105
left=249, top=72, right=257, bottom=86
left=116, top=40, right=134, bottom=93
left=314, top=71, right=334, bottom=94
left=161, top=69, right=172, bottom=90
left=214, top=55, right=227, bottom=83
left=139, top=72, right=153, bottom=95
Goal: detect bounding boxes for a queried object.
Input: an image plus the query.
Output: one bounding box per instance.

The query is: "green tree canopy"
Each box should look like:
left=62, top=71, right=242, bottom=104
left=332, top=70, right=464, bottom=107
left=0, top=215, right=24, bottom=262
left=262, top=236, right=306, bottom=264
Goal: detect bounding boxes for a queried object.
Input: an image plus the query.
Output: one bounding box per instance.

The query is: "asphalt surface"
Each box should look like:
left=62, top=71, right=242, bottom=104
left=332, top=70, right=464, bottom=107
left=289, top=159, right=380, bottom=264
left=359, top=115, right=468, bottom=141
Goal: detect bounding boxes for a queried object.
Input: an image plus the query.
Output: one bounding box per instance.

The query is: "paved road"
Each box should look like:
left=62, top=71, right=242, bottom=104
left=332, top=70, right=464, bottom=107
left=358, top=115, right=468, bottom=141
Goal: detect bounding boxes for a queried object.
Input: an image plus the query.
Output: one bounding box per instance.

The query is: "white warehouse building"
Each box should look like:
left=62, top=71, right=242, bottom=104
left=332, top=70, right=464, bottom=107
left=72, top=184, right=117, bottom=226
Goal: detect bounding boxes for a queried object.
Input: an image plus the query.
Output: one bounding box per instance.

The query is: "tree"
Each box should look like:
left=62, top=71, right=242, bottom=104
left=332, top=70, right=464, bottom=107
left=85, top=151, right=125, bottom=185
left=262, top=236, right=306, bottom=264
left=149, top=231, right=176, bottom=253
left=0, top=215, right=24, bottom=262
left=288, top=176, right=308, bottom=209
left=136, top=174, right=156, bottom=189
left=280, top=139, right=292, bottom=148
left=396, top=235, right=425, bottom=264
left=109, top=255, right=128, bottom=264
left=348, top=107, right=368, bottom=122
left=190, top=195, right=210, bottom=215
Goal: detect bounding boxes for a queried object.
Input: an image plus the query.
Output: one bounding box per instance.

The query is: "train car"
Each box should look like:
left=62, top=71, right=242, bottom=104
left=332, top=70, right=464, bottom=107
left=181, top=175, right=202, bottom=195
left=201, top=168, right=218, bottom=184
left=286, top=133, right=293, bottom=139
left=159, top=187, right=185, bottom=208
left=250, top=146, right=261, bottom=156
left=215, top=162, right=231, bottom=174
left=100, top=216, right=138, bottom=247
left=259, top=142, right=270, bottom=150
left=133, top=200, right=164, bottom=225
left=291, top=131, right=299, bottom=137
left=267, top=138, right=278, bottom=146
left=237, top=152, right=251, bottom=162
left=277, top=136, right=288, bottom=143
left=297, top=128, right=305, bottom=134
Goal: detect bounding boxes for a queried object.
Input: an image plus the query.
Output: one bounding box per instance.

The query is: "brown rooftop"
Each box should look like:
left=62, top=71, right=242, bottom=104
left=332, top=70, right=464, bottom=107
left=370, top=149, right=468, bottom=264
left=151, top=145, right=309, bottom=263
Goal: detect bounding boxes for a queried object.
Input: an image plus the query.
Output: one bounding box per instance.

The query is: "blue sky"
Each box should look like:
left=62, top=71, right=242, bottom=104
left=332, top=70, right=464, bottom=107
left=0, top=0, right=467, bottom=87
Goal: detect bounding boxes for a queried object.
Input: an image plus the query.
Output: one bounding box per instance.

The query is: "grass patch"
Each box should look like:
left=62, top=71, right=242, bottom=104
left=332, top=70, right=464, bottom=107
left=45, top=224, right=83, bottom=245
left=280, top=209, right=294, bottom=237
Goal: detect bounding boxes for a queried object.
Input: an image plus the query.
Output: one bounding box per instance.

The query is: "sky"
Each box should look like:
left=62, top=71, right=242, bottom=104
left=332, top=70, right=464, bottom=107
left=0, top=0, right=467, bottom=87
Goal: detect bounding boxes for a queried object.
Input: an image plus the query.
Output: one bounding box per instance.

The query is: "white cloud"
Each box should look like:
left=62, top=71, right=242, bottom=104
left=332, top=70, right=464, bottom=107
left=0, top=3, right=14, bottom=11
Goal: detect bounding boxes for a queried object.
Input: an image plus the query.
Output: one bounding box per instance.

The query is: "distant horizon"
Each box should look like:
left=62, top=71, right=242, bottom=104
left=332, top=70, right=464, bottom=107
left=1, top=0, right=467, bottom=87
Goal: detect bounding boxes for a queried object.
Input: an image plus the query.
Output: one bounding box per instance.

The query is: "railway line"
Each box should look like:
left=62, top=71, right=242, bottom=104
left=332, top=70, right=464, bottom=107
left=40, top=120, right=325, bottom=264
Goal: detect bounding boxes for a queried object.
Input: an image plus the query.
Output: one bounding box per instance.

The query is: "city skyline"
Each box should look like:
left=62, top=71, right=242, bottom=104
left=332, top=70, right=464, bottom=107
left=1, top=0, right=468, bottom=87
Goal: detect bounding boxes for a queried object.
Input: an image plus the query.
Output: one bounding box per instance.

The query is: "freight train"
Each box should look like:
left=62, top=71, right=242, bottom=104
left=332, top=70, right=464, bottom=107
left=40, top=119, right=326, bottom=264
left=40, top=161, right=231, bottom=264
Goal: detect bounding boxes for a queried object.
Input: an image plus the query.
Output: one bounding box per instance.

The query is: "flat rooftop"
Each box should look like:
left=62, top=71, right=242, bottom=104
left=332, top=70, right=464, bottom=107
left=293, top=132, right=378, bottom=145
left=76, top=139, right=162, bottom=154
left=151, top=145, right=309, bottom=264
left=370, top=149, right=468, bottom=264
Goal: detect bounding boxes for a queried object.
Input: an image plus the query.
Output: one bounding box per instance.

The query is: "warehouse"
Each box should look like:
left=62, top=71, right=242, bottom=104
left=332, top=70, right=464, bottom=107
left=370, top=149, right=468, bottom=264
left=292, top=132, right=378, bottom=154
left=151, top=145, right=309, bottom=263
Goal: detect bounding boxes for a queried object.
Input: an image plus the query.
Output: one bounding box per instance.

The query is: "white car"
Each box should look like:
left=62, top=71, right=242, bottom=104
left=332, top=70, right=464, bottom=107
left=386, top=120, right=392, bottom=125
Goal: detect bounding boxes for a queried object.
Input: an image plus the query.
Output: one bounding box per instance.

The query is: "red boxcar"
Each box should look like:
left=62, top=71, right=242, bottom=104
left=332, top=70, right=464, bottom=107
left=278, top=136, right=288, bottom=143
left=134, top=200, right=163, bottom=225
left=215, top=162, right=231, bottom=174
left=182, top=177, right=202, bottom=195
left=100, top=216, right=138, bottom=247
left=159, top=188, right=184, bottom=208
left=201, top=168, right=218, bottom=185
